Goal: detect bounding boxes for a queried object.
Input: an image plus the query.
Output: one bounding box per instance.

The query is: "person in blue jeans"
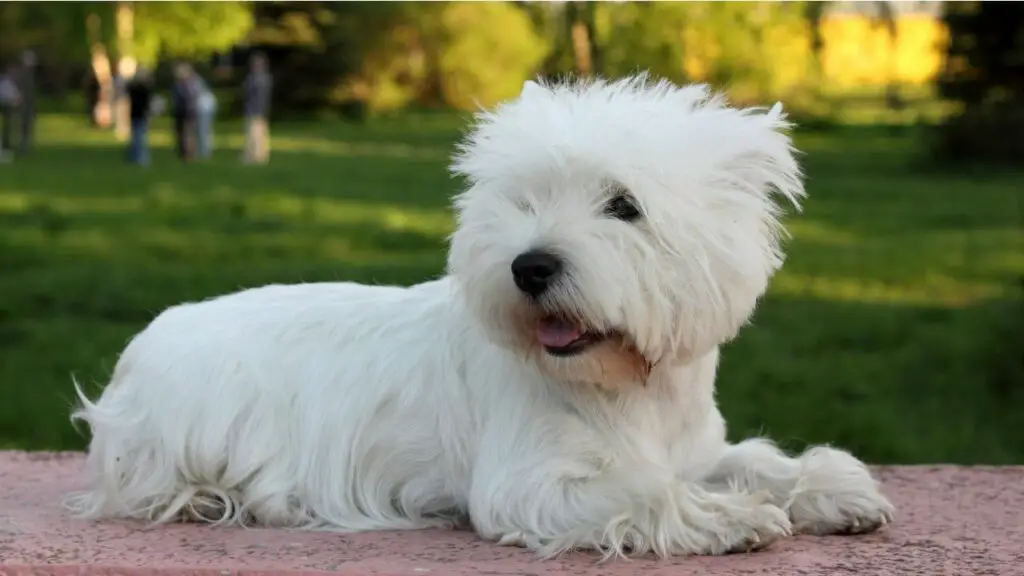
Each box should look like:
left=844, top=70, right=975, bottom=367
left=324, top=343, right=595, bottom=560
left=241, top=52, right=272, bottom=164
left=192, top=73, right=216, bottom=160
left=125, top=69, right=153, bottom=166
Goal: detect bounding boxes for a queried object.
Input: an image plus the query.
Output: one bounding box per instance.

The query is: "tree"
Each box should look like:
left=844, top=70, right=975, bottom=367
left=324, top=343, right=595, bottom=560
left=934, top=2, right=1024, bottom=163
left=601, top=2, right=810, bottom=105
left=130, top=1, right=253, bottom=66
left=0, top=2, right=114, bottom=98
left=243, top=2, right=427, bottom=117
left=600, top=2, right=689, bottom=83
left=873, top=1, right=905, bottom=114
left=804, top=2, right=826, bottom=97
left=430, top=2, right=550, bottom=110
left=0, top=1, right=252, bottom=118
left=242, top=2, right=549, bottom=117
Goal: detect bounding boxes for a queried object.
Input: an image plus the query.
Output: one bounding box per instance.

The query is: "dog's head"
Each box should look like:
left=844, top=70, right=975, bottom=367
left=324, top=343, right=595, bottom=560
left=447, top=74, right=804, bottom=389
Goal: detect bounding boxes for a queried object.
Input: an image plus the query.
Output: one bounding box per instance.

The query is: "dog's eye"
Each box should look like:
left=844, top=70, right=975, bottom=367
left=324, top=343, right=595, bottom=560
left=603, top=192, right=642, bottom=222
left=514, top=198, right=534, bottom=214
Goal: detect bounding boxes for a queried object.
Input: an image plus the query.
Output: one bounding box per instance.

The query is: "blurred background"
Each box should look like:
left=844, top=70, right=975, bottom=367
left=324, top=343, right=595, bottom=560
left=0, top=1, right=1020, bottom=463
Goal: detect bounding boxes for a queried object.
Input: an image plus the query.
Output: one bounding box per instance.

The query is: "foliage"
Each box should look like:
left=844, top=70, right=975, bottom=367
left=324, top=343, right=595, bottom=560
left=599, top=3, right=690, bottom=83
left=317, top=1, right=550, bottom=114
left=2, top=1, right=954, bottom=120
left=818, top=13, right=947, bottom=90
left=327, top=2, right=446, bottom=114
left=432, top=2, right=550, bottom=111
left=933, top=2, right=1024, bottom=164
left=600, top=2, right=823, bottom=105
left=0, top=3, right=115, bottom=93
left=131, top=2, right=254, bottom=65
left=682, top=2, right=809, bottom=104
left=244, top=2, right=359, bottom=116
left=0, top=2, right=252, bottom=67
left=245, top=2, right=548, bottom=117
left=1, top=115, right=1022, bottom=463
left=0, top=3, right=104, bottom=62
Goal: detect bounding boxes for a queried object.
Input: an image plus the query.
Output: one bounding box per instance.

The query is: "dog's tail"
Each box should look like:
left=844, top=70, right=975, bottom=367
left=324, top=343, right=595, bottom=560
left=66, top=375, right=245, bottom=526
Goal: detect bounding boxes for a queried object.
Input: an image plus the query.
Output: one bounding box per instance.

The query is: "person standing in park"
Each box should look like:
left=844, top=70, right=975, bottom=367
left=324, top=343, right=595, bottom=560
left=126, top=68, right=154, bottom=166
left=241, top=52, right=272, bottom=165
left=15, top=50, right=37, bottom=156
left=0, top=61, right=21, bottom=163
left=192, top=71, right=217, bottom=160
left=84, top=71, right=100, bottom=127
left=171, top=62, right=198, bottom=162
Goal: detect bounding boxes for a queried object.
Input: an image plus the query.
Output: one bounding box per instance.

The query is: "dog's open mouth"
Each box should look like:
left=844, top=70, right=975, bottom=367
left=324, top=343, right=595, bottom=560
left=535, top=315, right=607, bottom=357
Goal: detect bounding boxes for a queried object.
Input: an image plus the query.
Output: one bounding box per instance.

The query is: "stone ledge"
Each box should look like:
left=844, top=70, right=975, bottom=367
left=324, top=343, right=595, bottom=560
left=2, top=452, right=1022, bottom=576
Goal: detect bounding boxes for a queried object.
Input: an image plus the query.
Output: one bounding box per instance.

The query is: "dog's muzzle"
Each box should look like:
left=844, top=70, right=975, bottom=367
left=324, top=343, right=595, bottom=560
left=509, top=250, right=620, bottom=358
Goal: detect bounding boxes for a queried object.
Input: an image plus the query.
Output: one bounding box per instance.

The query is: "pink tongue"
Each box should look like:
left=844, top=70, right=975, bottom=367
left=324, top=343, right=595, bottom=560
left=536, top=318, right=582, bottom=348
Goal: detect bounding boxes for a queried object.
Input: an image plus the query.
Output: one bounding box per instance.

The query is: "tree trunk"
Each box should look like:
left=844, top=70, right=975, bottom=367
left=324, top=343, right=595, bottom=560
left=804, top=2, right=825, bottom=98
left=876, top=1, right=904, bottom=113
left=116, top=1, right=134, bottom=62
left=566, top=1, right=600, bottom=77
left=113, top=1, right=135, bottom=141
left=86, top=12, right=113, bottom=128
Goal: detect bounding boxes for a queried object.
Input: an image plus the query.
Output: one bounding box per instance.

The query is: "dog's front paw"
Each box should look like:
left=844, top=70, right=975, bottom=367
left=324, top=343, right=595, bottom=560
left=834, top=497, right=895, bottom=535
left=697, top=490, right=792, bottom=555
left=482, top=488, right=792, bottom=559
left=789, top=447, right=896, bottom=536
left=795, top=487, right=895, bottom=536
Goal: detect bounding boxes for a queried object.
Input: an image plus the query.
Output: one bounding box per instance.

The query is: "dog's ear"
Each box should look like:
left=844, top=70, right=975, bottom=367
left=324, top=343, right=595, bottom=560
left=520, top=80, right=545, bottom=99
left=724, top=102, right=804, bottom=213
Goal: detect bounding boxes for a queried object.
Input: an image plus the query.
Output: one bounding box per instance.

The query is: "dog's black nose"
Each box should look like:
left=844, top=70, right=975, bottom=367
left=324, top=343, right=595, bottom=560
left=511, top=250, right=562, bottom=297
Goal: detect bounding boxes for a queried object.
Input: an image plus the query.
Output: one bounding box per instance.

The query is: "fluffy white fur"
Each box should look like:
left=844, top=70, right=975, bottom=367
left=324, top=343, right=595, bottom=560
left=69, top=74, right=894, bottom=559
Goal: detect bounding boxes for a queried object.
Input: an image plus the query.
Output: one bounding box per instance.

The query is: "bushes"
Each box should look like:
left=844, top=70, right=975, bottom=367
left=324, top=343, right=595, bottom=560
left=932, top=102, right=1024, bottom=164
left=933, top=2, right=1024, bottom=164
left=249, top=2, right=549, bottom=118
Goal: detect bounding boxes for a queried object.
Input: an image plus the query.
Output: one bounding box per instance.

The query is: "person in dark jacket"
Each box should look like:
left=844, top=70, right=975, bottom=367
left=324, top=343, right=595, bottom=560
left=170, top=62, right=197, bottom=162
left=126, top=68, right=153, bottom=166
left=84, top=72, right=100, bottom=126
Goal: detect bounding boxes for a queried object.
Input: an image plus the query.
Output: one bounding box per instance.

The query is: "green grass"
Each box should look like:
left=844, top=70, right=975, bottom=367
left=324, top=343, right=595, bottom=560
left=1, top=113, right=1022, bottom=463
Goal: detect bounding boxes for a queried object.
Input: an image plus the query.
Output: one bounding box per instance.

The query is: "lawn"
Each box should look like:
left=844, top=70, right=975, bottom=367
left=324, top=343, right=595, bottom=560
left=1, top=112, right=1022, bottom=463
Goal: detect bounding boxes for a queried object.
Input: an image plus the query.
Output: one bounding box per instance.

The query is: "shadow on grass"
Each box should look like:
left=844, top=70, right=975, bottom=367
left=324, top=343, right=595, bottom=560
left=718, top=289, right=1024, bottom=465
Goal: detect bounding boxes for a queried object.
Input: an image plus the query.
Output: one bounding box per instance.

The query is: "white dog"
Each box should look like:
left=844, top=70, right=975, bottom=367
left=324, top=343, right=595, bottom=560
left=69, top=74, right=894, bottom=559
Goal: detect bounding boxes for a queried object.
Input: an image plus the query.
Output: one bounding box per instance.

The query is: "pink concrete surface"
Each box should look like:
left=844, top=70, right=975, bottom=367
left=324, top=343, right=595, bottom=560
left=1, top=452, right=1022, bottom=576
